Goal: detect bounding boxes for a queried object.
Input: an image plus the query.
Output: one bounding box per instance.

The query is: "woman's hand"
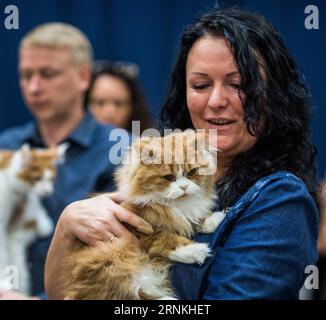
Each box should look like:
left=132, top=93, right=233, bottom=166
left=59, top=192, right=153, bottom=247
left=45, top=192, right=153, bottom=299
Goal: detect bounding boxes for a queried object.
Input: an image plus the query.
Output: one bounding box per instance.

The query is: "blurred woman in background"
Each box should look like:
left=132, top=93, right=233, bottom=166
left=86, top=60, right=154, bottom=133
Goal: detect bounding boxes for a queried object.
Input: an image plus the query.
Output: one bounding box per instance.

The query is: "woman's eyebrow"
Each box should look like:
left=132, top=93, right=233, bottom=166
left=226, top=71, right=240, bottom=77
left=189, top=71, right=240, bottom=77
left=189, top=72, right=208, bottom=76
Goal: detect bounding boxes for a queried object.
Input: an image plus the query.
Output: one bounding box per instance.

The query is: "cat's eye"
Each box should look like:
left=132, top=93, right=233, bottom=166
left=187, top=168, right=198, bottom=177
left=163, top=174, right=175, bottom=181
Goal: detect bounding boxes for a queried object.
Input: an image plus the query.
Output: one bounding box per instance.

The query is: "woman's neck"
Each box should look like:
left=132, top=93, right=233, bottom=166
left=214, top=156, right=231, bottom=183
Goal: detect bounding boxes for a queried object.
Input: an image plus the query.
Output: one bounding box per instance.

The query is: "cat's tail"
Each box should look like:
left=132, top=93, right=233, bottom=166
left=63, top=238, right=175, bottom=300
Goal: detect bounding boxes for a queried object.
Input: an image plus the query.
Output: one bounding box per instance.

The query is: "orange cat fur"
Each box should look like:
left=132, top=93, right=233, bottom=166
left=0, top=143, right=68, bottom=294
left=64, top=131, right=223, bottom=300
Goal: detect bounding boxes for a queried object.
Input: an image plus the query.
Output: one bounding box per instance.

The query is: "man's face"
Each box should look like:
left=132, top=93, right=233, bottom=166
left=19, top=46, right=89, bottom=123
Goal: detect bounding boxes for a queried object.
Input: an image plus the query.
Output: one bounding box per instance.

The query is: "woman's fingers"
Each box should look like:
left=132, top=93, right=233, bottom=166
left=105, top=216, right=139, bottom=243
left=102, top=193, right=153, bottom=234
left=76, top=223, right=116, bottom=247
left=106, top=192, right=124, bottom=204
left=112, top=203, right=153, bottom=235
left=62, top=194, right=153, bottom=248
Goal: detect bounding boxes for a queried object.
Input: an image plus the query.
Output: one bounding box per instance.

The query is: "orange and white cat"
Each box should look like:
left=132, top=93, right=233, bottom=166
left=0, top=143, right=68, bottom=294
left=64, top=131, right=225, bottom=300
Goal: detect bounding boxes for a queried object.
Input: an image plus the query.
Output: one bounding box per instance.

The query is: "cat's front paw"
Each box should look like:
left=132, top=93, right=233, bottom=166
left=199, top=211, right=226, bottom=234
left=169, top=242, right=211, bottom=265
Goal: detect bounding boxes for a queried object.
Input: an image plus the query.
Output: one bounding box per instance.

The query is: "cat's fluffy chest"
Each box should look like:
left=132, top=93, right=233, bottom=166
left=0, top=171, right=29, bottom=216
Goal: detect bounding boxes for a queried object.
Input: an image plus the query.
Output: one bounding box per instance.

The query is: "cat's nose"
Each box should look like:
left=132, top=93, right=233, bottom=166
left=180, top=184, right=188, bottom=190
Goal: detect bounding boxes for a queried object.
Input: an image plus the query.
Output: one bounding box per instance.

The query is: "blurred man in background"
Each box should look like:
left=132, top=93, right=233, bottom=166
left=0, top=23, right=119, bottom=299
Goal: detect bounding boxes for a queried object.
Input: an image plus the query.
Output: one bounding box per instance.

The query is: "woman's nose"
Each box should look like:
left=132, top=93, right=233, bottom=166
left=207, top=85, right=228, bottom=110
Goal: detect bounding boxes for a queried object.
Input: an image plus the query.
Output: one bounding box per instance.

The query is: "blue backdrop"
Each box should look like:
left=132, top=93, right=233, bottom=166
left=0, top=0, right=325, bottom=177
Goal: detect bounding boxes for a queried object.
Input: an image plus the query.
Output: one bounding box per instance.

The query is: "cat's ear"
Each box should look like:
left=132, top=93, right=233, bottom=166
left=196, top=146, right=219, bottom=176
left=9, top=144, right=31, bottom=173
left=124, top=137, right=161, bottom=165
left=20, top=143, right=31, bottom=153
left=138, top=137, right=162, bottom=164
left=55, top=142, right=70, bottom=164
left=19, top=143, right=32, bottom=163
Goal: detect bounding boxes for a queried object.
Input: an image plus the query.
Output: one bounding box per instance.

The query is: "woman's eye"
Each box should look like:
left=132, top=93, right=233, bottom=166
left=192, top=83, right=209, bottom=90
left=93, top=100, right=105, bottom=107
left=114, top=100, right=130, bottom=108
left=163, top=174, right=175, bottom=181
left=230, top=83, right=241, bottom=90
left=187, top=168, right=198, bottom=176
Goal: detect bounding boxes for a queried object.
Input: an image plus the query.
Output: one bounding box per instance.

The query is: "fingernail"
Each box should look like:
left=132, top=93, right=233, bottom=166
left=136, top=223, right=153, bottom=234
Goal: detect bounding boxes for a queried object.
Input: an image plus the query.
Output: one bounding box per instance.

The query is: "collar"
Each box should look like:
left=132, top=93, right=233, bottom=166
left=67, top=112, right=97, bottom=148
left=24, top=112, right=97, bottom=149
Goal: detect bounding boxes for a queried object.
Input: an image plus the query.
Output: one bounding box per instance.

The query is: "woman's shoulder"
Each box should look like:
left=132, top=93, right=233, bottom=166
left=230, top=170, right=314, bottom=213
left=218, top=170, right=319, bottom=241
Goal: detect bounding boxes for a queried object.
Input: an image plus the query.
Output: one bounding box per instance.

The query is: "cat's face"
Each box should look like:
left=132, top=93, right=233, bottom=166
left=133, top=163, right=206, bottom=201
left=18, top=148, right=57, bottom=195
left=116, top=131, right=217, bottom=204
left=1, top=143, right=68, bottom=196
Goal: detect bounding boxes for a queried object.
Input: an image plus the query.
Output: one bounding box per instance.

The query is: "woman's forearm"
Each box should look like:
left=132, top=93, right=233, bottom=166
left=44, top=194, right=152, bottom=299
left=44, top=215, right=75, bottom=300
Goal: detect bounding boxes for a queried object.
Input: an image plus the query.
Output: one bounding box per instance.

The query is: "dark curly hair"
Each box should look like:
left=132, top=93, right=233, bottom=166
left=160, top=7, right=319, bottom=208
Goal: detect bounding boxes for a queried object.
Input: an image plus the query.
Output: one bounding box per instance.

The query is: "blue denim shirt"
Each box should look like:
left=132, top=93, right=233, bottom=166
left=171, top=171, right=319, bottom=299
left=0, top=113, right=121, bottom=295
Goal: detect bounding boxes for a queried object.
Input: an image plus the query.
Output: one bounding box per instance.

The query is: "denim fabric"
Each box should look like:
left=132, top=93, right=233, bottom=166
left=0, top=113, right=121, bottom=295
left=171, top=172, right=319, bottom=299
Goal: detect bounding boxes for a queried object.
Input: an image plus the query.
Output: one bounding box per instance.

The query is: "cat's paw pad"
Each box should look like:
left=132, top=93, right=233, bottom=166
left=169, top=243, right=211, bottom=265
left=200, top=211, right=226, bottom=233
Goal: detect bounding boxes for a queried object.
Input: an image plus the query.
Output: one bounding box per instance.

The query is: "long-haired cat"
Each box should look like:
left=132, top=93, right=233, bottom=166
left=0, top=143, right=68, bottom=294
left=63, top=130, right=225, bottom=299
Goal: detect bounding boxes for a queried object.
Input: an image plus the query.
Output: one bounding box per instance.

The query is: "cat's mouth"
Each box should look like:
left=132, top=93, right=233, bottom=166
left=165, top=191, right=190, bottom=201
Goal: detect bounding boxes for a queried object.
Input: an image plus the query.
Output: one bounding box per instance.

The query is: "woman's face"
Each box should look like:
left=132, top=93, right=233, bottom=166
left=89, top=74, right=132, bottom=128
left=186, top=36, right=257, bottom=161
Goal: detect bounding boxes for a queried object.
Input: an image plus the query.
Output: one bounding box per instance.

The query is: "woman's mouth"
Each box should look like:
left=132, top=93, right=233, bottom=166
left=207, top=118, right=235, bottom=127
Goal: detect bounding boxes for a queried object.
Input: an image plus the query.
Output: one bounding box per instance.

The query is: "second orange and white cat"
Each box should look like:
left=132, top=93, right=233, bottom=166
left=64, top=131, right=225, bottom=300
left=0, top=143, right=68, bottom=294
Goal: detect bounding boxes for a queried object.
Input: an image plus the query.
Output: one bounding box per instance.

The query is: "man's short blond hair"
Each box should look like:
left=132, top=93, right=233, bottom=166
left=20, top=22, right=93, bottom=67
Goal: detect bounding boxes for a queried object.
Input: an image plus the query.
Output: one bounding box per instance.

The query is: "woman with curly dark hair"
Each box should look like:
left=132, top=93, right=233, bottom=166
left=45, top=7, right=319, bottom=299
left=157, top=7, right=319, bottom=299
left=160, top=8, right=318, bottom=208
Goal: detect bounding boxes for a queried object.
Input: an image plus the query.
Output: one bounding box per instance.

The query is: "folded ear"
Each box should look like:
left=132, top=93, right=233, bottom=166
left=197, top=148, right=218, bottom=176
left=124, top=137, right=162, bottom=165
